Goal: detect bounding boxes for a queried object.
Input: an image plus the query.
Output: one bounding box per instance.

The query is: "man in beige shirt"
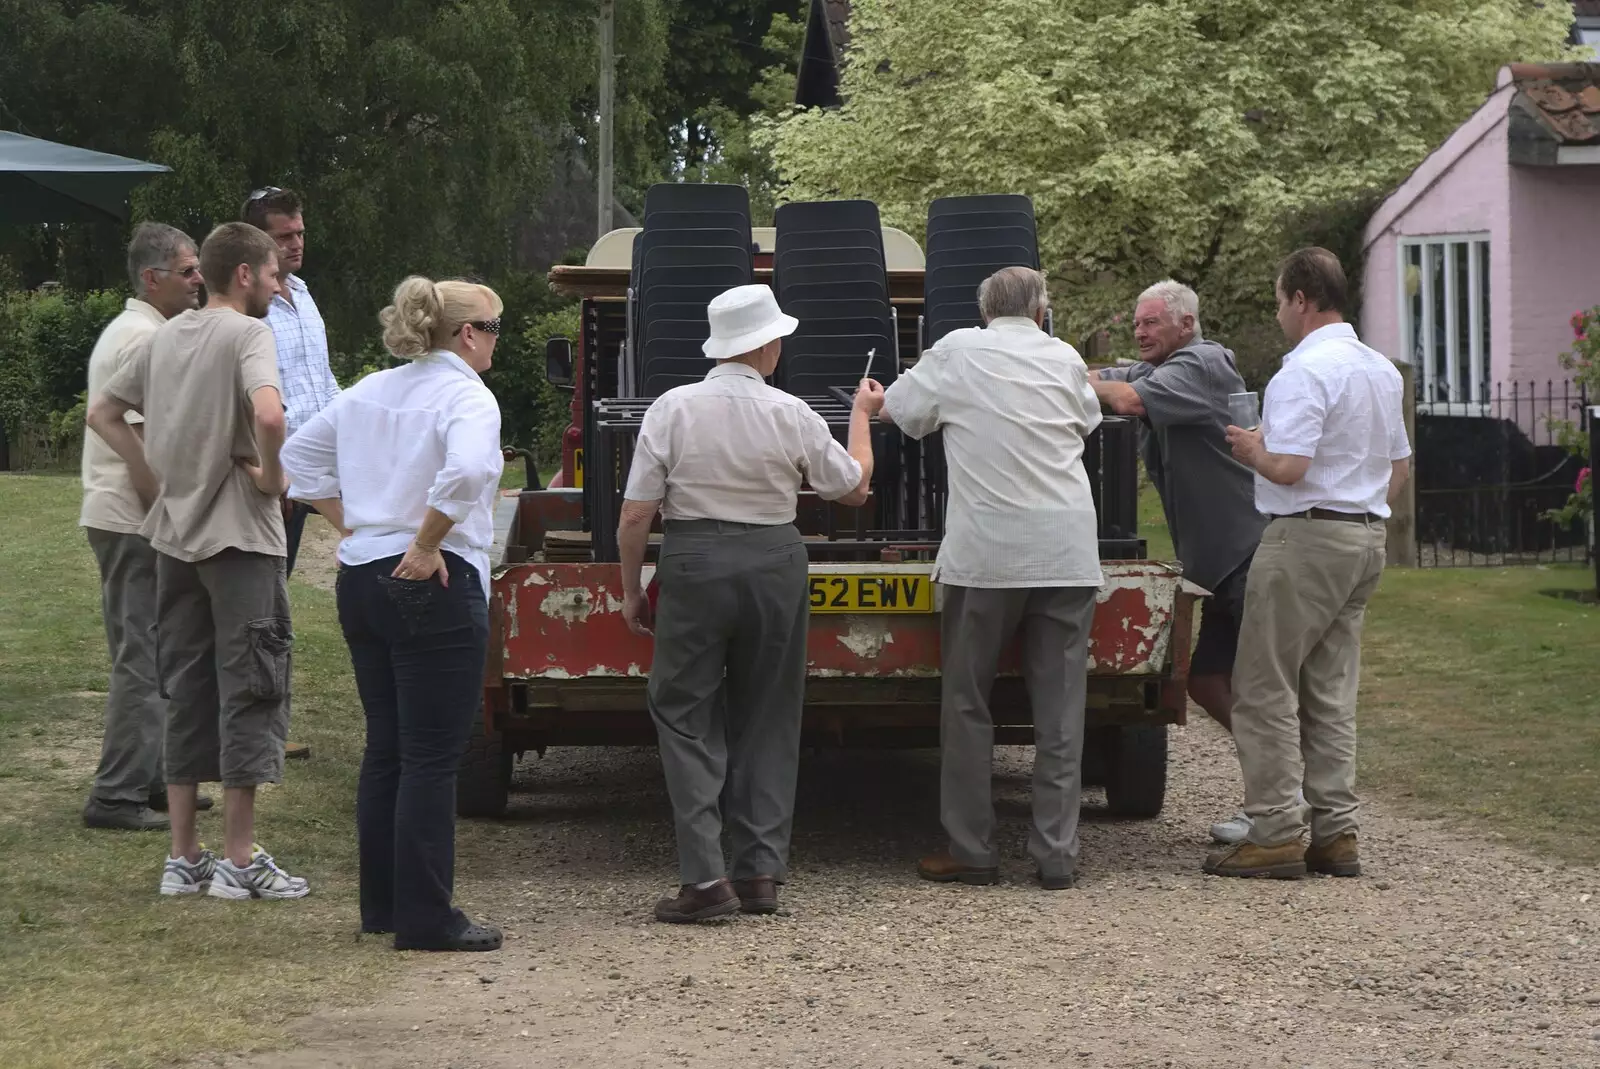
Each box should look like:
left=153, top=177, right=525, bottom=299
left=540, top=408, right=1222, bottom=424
left=880, top=267, right=1103, bottom=891
left=88, top=221, right=309, bottom=901
left=618, top=284, right=879, bottom=923
left=79, top=222, right=204, bottom=832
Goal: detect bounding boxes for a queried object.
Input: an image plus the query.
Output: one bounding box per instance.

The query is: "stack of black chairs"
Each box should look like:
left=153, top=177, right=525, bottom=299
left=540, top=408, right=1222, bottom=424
left=921, top=194, right=1039, bottom=346
left=770, top=199, right=898, bottom=397
left=771, top=199, right=906, bottom=528
left=630, top=182, right=753, bottom=398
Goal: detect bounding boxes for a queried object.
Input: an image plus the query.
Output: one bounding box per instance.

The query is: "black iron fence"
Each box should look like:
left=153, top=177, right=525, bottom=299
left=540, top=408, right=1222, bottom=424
left=1414, top=378, right=1590, bottom=567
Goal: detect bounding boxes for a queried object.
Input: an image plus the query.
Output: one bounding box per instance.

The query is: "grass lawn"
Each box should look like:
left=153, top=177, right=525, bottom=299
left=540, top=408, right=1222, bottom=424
left=0, top=474, right=399, bottom=1069
left=0, top=474, right=1595, bottom=1067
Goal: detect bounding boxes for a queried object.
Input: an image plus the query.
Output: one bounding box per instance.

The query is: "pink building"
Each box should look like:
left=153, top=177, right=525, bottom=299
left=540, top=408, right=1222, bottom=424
left=1361, top=63, right=1600, bottom=413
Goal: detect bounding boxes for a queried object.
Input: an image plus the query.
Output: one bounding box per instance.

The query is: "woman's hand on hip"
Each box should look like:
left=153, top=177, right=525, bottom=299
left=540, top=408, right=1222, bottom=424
left=392, top=540, right=449, bottom=586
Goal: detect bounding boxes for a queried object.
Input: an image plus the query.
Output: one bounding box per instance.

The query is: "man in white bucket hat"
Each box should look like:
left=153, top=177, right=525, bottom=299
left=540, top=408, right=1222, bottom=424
left=617, top=283, right=882, bottom=923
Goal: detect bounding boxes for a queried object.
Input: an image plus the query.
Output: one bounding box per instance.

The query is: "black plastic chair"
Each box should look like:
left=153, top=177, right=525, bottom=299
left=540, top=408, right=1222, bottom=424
left=929, top=193, right=1035, bottom=220
left=645, top=182, right=751, bottom=218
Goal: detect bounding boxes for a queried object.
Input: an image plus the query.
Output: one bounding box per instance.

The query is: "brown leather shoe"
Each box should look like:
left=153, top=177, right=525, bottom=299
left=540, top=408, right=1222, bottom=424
left=733, top=876, right=778, bottom=914
left=653, top=878, right=740, bottom=924
left=1306, top=833, right=1361, bottom=877
left=285, top=742, right=311, bottom=761
left=917, top=851, right=999, bottom=886
left=1203, top=840, right=1306, bottom=879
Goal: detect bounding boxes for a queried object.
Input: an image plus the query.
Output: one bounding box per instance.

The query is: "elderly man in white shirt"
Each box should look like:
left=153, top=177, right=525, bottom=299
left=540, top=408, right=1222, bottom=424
left=1208, top=247, right=1411, bottom=881
left=618, top=284, right=879, bottom=924
left=879, top=266, right=1104, bottom=892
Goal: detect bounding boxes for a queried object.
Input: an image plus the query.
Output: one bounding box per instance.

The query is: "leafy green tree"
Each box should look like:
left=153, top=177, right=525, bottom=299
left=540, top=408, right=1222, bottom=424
left=0, top=0, right=669, bottom=352
left=766, top=0, right=1575, bottom=345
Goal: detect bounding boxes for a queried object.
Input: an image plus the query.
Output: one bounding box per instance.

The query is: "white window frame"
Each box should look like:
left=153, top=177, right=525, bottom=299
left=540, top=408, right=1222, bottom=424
left=1397, top=233, right=1491, bottom=415
left=1577, top=17, right=1600, bottom=61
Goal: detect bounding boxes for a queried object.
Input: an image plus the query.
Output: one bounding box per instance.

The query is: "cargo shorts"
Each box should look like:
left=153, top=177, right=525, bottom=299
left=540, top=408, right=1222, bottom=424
left=155, top=549, right=292, bottom=788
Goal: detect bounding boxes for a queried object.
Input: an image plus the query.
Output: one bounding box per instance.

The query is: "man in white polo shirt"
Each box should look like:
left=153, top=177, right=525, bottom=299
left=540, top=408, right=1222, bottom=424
left=79, top=222, right=206, bottom=831
left=1206, top=247, right=1411, bottom=881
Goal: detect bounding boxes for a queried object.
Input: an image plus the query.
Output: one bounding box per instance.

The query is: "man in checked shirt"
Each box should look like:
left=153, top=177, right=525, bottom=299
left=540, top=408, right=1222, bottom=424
left=242, top=186, right=341, bottom=761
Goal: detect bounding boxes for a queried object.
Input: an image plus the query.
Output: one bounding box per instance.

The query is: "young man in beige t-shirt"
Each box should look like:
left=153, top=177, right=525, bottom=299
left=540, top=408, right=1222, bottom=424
left=89, top=221, right=310, bottom=901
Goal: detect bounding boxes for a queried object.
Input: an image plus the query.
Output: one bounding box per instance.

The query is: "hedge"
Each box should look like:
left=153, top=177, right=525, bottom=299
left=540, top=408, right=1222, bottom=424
left=0, top=286, right=579, bottom=472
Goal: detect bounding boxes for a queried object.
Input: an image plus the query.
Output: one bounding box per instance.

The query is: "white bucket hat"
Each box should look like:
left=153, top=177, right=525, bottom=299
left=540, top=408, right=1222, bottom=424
left=701, top=284, right=799, bottom=360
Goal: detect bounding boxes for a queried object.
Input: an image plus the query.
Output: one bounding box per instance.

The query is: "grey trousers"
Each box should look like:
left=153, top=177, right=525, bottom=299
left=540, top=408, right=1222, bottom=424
left=157, top=550, right=293, bottom=788
left=646, top=520, right=809, bottom=886
left=940, top=584, right=1097, bottom=878
left=85, top=528, right=167, bottom=804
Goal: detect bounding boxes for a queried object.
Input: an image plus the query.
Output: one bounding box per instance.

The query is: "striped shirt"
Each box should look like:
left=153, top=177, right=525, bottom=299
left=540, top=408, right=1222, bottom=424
left=265, top=273, right=340, bottom=437
left=883, top=317, right=1104, bottom=589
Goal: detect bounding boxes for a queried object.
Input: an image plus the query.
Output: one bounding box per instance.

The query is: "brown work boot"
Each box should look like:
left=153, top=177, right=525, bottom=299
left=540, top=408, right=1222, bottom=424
left=653, top=878, right=740, bottom=924
left=1203, top=839, right=1306, bottom=880
left=1306, top=833, right=1361, bottom=877
left=917, top=851, right=999, bottom=886
left=733, top=876, right=779, bottom=915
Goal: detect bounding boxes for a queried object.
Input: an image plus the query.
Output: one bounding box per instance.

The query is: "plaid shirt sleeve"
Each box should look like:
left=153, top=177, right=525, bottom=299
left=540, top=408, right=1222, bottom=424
left=265, top=279, right=341, bottom=438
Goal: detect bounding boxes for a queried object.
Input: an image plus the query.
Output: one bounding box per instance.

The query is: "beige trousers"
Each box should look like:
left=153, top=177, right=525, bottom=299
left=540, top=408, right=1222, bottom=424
left=1230, top=515, right=1387, bottom=846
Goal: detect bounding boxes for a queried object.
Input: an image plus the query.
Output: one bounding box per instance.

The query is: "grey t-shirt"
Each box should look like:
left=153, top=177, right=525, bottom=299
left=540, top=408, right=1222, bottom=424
left=1100, top=337, right=1265, bottom=591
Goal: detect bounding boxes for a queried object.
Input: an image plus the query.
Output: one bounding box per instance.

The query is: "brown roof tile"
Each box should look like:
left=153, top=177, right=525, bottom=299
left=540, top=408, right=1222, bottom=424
left=1507, top=63, right=1600, bottom=145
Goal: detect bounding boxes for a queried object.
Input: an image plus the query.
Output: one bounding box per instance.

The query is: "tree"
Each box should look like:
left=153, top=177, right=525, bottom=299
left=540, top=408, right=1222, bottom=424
left=653, top=0, right=804, bottom=173
left=765, top=0, right=1575, bottom=346
left=0, top=0, right=671, bottom=354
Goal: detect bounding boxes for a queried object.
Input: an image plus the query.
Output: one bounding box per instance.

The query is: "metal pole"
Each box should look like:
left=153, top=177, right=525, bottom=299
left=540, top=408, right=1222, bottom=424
left=1590, top=405, right=1599, bottom=595
left=597, top=0, right=615, bottom=240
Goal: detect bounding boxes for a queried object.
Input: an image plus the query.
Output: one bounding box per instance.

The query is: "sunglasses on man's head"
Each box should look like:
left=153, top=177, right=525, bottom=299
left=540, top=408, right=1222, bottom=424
left=454, top=317, right=502, bottom=336
left=248, top=186, right=284, bottom=201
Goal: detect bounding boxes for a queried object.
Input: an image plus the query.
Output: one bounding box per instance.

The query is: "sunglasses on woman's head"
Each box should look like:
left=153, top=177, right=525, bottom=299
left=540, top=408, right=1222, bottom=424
left=454, top=317, right=501, bottom=336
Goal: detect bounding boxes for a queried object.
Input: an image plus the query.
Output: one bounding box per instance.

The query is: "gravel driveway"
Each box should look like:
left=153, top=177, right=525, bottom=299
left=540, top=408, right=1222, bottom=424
left=219, top=717, right=1600, bottom=1069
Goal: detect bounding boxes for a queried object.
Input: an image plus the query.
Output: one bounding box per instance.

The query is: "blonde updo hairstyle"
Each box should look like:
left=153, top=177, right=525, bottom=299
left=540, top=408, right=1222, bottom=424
left=379, top=275, right=505, bottom=359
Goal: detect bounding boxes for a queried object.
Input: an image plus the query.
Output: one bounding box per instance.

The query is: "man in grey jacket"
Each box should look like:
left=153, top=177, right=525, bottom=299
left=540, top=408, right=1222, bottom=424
left=1091, top=280, right=1297, bottom=844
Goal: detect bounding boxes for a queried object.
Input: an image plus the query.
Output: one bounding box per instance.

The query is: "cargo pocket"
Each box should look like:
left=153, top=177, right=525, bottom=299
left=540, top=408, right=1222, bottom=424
left=246, top=618, right=294, bottom=700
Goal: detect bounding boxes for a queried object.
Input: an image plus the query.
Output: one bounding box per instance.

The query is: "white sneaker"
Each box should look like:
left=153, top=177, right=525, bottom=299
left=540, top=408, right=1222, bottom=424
left=1210, top=791, right=1307, bottom=844
left=160, top=848, right=217, bottom=895
left=207, top=844, right=310, bottom=900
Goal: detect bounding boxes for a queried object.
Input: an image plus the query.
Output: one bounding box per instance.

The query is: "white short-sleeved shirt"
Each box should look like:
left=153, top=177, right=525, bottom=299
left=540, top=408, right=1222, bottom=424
left=281, top=351, right=504, bottom=599
left=1257, top=323, right=1412, bottom=519
left=80, top=299, right=164, bottom=533
left=883, top=316, right=1104, bottom=589
left=623, top=362, right=863, bottom=523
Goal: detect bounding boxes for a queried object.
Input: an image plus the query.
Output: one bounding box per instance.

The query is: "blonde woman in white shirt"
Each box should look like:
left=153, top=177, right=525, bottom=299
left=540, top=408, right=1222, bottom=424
left=281, top=276, right=505, bottom=952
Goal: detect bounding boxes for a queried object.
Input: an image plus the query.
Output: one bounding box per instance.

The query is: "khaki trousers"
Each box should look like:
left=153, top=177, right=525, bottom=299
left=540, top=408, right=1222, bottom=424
left=1230, top=515, right=1387, bottom=846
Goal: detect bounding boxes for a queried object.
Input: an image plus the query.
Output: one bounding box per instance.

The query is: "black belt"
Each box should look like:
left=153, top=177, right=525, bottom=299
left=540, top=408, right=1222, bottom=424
left=663, top=518, right=789, bottom=533
left=1273, top=508, right=1383, bottom=524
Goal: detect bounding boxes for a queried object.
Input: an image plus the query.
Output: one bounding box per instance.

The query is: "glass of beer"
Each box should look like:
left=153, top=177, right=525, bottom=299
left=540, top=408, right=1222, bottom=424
left=1228, top=391, right=1261, bottom=431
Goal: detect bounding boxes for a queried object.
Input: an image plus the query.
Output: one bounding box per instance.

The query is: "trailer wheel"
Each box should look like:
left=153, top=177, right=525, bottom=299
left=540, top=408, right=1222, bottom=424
left=1101, top=723, right=1167, bottom=819
left=456, top=706, right=511, bottom=818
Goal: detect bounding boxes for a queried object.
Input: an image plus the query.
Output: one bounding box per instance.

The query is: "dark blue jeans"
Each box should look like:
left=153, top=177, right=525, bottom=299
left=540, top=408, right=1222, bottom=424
left=336, top=552, right=488, bottom=944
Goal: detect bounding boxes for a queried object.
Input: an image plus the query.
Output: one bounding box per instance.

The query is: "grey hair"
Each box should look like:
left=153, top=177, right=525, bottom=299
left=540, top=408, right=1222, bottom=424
left=977, top=266, right=1049, bottom=322
left=126, top=222, right=196, bottom=296
left=1137, top=279, right=1202, bottom=338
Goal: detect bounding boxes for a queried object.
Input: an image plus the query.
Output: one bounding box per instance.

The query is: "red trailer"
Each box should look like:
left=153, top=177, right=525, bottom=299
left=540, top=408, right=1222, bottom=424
left=460, top=211, right=1204, bottom=819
